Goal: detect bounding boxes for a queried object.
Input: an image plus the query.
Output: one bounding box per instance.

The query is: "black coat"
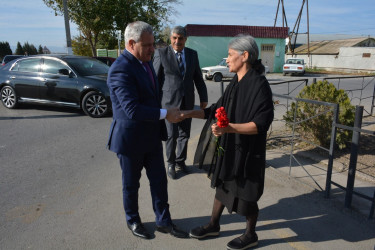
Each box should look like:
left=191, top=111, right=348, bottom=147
left=194, top=69, right=274, bottom=202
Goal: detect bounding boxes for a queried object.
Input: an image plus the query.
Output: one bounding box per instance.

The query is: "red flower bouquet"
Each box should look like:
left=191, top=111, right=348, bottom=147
left=215, top=107, right=229, bottom=156
left=215, top=107, right=229, bottom=128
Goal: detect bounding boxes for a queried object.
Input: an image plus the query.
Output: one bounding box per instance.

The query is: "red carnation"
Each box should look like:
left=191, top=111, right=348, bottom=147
left=215, top=107, right=229, bottom=128
left=214, top=107, right=229, bottom=156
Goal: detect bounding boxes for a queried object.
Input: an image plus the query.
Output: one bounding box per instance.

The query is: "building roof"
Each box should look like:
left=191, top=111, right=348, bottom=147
left=291, top=37, right=375, bottom=55
left=185, top=24, right=289, bottom=39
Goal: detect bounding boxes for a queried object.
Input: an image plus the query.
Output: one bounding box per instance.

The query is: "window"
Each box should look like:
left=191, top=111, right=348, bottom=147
left=11, top=58, right=41, bottom=72
left=219, top=59, right=227, bottom=66
left=43, top=58, right=70, bottom=74
left=64, top=58, right=109, bottom=76
left=261, top=44, right=275, bottom=52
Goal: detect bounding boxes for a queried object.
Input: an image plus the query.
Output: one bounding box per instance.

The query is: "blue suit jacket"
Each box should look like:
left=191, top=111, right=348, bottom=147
left=107, top=50, right=167, bottom=155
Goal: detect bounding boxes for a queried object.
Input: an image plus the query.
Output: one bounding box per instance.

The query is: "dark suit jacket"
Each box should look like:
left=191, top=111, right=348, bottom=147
left=153, top=46, right=208, bottom=110
left=107, top=50, right=167, bottom=155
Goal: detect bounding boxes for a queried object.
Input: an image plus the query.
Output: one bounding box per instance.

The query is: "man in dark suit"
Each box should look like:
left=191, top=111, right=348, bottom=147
left=107, top=21, right=188, bottom=240
left=153, top=26, right=208, bottom=179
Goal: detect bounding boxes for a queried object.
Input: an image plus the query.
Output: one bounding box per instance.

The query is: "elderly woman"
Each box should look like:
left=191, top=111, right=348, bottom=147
left=181, top=35, right=274, bottom=249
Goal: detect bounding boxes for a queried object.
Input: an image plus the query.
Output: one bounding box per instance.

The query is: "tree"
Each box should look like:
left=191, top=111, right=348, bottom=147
left=0, top=41, right=13, bottom=59
left=72, top=35, right=92, bottom=56
left=43, top=0, right=181, bottom=56
left=158, top=26, right=172, bottom=46
left=29, top=44, right=38, bottom=55
left=15, top=42, right=24, bottom=55
left=22, top=42, right=38, bottom=55
left=96, top=30, right=119, bottom=51
left=38, top=45, right=44, bottom=54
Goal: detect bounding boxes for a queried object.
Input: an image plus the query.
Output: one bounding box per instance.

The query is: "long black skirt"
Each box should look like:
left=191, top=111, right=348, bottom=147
left=215, top=180, right=259, bottom=217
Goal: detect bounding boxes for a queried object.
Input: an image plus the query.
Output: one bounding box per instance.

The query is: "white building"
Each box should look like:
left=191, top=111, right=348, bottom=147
left=286, top=37, right=375, bottom=73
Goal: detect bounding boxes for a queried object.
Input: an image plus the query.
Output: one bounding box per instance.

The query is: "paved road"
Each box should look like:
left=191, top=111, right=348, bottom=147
left=0, top=74, right=374, bottom=249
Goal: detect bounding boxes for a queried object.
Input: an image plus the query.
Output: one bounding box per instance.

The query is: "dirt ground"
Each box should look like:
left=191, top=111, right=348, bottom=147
left=267, top=116, right=375, bottom=182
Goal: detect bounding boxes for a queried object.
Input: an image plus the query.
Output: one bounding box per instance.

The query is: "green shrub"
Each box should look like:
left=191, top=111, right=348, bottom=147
left=283, top=80, right=355, bottom=149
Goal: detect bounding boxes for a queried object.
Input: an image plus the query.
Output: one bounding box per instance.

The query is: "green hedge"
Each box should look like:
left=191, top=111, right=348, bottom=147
left=283, top=80, right=355, bottom=149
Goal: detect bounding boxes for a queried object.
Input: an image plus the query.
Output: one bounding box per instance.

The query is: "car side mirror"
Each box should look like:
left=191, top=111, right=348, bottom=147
left=58, top=69, right=74, bottom=77
left=58, top=69, right=70, bottom=75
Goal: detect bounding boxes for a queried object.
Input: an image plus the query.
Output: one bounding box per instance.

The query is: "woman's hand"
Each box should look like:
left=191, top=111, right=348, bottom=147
left=212, top=123, right=227, bottom=137
left=179, top=109, right=205, bottom=119
left=180, top=110, right=190, bottom=119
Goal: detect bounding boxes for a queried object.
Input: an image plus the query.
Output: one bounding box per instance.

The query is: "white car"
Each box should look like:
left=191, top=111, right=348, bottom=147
left=283, top=58, right=305, bottom=76
left=201, top=58, right=234, bottom=82
left=202, top=58, right=269, bottom=82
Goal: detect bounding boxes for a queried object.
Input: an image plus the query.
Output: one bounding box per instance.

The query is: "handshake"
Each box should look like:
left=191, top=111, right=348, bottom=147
left=166, top=102, right=207, bottom=123
left=166, top=108, right=186, bottom=123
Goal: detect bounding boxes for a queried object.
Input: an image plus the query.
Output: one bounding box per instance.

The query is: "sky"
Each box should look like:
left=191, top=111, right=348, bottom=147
left=1, top=0, right=375, bottom=53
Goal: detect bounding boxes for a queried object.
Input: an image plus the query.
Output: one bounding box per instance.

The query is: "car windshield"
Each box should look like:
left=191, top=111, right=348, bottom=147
left=218, top=59, right=227, bottom=66
left=64, top=57, right=109, bottom=76
left=286, top=59, right=304, bottom=64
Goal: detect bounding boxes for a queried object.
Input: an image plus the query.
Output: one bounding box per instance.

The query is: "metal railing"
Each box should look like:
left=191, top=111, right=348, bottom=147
left=269, top=78, right=308, bottom=97
left=322, top=76, right=375, bottom=116
left=269, top=92, right=375, bottom=219
left=271, top=93, right=338, bottom=190
left=328, top=106, right=375, bottom=219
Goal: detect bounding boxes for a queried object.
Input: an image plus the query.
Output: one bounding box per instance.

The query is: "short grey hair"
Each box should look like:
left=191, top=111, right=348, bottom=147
left=228, top=35, right=259, bottom=64
left=124, top=21, right=153, bottom=44
left=170, top=26, right=186, bottom=37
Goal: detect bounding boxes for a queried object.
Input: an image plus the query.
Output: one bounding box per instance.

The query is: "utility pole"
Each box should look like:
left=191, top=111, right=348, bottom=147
left=275, top=0, right=310, bottom=59
left=117, top=30, right=122, bottom=57
left=306, top=0, right=310, bottom=68
left=274, top=0, right=290, bottom=53
left=63, top=0, right=73, bottom=55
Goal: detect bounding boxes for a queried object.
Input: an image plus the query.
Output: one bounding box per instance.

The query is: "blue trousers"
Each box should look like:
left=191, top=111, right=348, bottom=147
left=117, top=142, right=172, bottom=227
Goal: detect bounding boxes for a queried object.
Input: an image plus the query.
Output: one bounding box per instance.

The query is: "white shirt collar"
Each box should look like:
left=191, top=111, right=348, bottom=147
left=173, top=48, right=185, bottom=55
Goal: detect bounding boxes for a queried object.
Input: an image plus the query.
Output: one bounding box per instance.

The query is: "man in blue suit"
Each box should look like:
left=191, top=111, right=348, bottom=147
left=107, top=21, right=188, bottom=240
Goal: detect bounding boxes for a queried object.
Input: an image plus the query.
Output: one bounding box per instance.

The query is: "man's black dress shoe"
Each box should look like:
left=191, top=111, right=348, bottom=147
left=167, top=165, right=176, bottom=179
left=156, top=224, right=189, bottom=238
left=127, top=222, right=151, bottom=239
left=176, top=162, right=188, bottom=173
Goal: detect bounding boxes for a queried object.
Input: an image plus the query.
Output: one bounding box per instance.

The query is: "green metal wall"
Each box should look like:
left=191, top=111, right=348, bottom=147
left=185, top=36, right=285, bottom=73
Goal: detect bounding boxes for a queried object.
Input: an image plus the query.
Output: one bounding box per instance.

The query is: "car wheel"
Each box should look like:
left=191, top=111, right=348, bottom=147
left=213, top=73, right=222, bottom=82
left=82, top=91, right=109, bottom=118
left=1, top=86, right=18, bottom=109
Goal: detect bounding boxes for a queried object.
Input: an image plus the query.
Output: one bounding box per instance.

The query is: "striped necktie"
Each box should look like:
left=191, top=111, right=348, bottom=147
left=177, top=52, right=185, bottom=76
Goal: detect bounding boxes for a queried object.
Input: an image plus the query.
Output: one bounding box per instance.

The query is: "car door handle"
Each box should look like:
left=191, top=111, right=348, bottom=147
left=44, top=80, right=57, bottom=87
left=10, top=76, right=16, bottom=79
